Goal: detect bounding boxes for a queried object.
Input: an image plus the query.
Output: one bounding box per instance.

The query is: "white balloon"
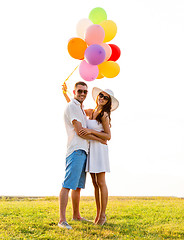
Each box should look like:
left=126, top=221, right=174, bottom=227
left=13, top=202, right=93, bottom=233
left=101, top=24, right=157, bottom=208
left=76, top=18, right=93, bottom=39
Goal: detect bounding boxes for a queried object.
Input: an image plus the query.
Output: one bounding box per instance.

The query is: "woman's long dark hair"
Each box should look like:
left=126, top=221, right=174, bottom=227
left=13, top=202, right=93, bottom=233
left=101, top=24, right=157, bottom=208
left=95, top=94, right=112, bottom=126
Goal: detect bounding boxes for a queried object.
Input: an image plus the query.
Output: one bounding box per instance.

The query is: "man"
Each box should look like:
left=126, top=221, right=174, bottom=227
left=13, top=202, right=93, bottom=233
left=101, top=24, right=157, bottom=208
left=58, top=81, right=105, bottom=229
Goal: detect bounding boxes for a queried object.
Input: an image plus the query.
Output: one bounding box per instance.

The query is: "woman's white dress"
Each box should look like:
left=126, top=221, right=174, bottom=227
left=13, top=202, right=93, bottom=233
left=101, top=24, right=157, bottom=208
left=86, top=119, right=110, bottom=173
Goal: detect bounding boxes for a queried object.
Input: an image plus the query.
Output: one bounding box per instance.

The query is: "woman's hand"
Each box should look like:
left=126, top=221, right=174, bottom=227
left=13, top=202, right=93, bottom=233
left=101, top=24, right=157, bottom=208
left=79, top=128, right=92, bottom=136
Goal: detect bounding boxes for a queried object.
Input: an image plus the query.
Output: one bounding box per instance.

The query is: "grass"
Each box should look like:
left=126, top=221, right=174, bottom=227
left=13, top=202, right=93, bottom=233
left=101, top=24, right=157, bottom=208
left=0, top=196, right=184, bottom=239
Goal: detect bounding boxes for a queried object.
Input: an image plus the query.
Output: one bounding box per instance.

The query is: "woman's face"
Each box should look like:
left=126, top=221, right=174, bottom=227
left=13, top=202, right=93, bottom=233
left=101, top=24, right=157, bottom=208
left=97, top=91, right=110, bottom=106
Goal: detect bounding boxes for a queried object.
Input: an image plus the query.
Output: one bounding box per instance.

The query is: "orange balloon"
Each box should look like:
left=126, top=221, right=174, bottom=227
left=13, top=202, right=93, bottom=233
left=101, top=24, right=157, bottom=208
left=67, top=38, right=87, bottom=60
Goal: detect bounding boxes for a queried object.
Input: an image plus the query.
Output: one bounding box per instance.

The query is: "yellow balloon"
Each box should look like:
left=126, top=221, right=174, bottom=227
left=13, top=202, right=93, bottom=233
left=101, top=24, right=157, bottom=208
left=96, top=72, right=104, bottom=79
left=100, top=20, right=117, bottom=42
left=98, top=61, right=120, bottom=78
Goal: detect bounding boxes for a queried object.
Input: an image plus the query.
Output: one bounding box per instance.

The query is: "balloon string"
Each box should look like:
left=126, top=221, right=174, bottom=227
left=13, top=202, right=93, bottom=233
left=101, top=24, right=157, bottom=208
left=63, top=65, right=79, bottom=96
left=63, top=65, right=79, bottom=84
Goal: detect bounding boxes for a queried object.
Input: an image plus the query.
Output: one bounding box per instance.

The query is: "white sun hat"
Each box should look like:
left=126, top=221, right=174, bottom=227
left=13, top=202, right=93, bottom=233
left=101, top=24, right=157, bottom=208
left=92, top=87, right=119, bottom=111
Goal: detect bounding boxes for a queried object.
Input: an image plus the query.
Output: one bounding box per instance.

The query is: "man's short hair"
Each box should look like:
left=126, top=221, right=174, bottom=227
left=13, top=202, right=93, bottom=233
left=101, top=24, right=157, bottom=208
left=74, top=81, right=88, bottom=89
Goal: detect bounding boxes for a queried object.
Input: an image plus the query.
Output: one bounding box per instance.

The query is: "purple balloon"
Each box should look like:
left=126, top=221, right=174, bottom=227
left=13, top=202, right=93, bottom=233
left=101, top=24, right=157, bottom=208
left=85, top=44, right=106, bottom=65
left=79, top=60, right=99, bottom=81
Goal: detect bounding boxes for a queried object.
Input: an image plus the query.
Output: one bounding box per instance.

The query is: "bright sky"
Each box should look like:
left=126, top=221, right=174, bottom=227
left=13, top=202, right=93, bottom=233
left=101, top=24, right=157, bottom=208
left=0, top=0, right=184, bottom=197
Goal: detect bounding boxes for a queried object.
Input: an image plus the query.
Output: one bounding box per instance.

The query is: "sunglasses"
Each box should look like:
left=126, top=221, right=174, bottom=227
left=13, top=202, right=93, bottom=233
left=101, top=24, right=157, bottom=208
left=98, top=92, right=109, bottom=100
left=77, top=89, right=88, bottom=94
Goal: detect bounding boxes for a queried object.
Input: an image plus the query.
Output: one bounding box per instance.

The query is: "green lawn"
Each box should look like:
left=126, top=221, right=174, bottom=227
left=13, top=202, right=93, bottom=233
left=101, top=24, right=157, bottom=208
left=0, top=196, right=184, bottom=239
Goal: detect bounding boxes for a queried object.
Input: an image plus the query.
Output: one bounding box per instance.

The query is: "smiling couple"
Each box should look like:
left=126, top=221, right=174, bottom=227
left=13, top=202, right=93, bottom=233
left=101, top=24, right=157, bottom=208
left=58, top=81, right=119, bottom=229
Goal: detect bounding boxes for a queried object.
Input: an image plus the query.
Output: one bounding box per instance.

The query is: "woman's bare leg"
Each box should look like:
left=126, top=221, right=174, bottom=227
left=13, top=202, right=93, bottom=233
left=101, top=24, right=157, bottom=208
left=96, top=172, right=108, bottom=225
left=90, top=173, right=100, bottom=223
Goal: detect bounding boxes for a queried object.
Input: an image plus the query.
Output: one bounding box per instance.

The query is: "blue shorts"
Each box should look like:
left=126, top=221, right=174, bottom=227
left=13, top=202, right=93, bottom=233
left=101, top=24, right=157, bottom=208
left=62, top=150, right=87, bottom=190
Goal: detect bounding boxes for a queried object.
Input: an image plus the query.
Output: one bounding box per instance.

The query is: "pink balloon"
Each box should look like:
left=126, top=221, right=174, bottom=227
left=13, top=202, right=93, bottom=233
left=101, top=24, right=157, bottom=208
left=85, top=24, right=105, bottom=45
left=85, top=44, right=106, bottom=65
left=79, top=60, right=99, bottom=81
left=100, top=43, right=112, bottom=61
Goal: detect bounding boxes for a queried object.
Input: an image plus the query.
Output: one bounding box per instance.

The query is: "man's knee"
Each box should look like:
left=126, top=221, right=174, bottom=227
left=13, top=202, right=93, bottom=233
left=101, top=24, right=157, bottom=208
left=72, top=188, right=81, bottom=192
left=71, top=188, right=81, bottom=197
left=60, top=187, right=70, bottom=194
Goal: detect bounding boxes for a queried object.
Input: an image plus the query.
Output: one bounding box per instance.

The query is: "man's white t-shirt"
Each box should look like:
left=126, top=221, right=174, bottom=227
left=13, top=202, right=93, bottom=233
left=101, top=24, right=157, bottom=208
left=64, top=98, right=89, bottom=158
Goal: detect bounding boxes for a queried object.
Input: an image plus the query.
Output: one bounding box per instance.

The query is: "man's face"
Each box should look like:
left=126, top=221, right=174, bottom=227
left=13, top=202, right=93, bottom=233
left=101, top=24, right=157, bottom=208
left=73, top=85, right=88, bottom=103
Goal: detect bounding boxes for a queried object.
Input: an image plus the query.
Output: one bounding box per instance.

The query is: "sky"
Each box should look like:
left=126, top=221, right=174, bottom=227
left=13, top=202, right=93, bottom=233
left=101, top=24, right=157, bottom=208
left=0, top=0, right=184, bottom=197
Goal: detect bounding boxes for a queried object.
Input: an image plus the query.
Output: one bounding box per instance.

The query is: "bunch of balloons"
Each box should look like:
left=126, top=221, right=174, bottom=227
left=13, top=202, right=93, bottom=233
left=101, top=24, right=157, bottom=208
left=67, top=7, right=121, bottom=81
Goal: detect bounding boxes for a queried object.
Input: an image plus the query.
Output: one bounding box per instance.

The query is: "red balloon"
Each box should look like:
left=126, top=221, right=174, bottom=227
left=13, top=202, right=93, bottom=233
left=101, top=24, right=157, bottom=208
left=108, top=44, right=121, bottom=61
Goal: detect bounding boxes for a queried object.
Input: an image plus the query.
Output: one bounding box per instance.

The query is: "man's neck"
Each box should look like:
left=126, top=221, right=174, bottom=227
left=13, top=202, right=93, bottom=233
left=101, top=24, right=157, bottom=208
left=74, top=97, right=83, bottom=107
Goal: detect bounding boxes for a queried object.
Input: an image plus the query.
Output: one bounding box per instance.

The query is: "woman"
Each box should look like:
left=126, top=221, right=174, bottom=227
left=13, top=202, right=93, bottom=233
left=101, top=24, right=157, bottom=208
left=62, top=83, right=119, bottom=225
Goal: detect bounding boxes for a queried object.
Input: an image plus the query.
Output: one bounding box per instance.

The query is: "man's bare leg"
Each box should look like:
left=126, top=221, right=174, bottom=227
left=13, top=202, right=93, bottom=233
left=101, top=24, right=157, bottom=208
left=71, top=188, right=82, bottom=220
left=59, top=187, right=70, bottom=223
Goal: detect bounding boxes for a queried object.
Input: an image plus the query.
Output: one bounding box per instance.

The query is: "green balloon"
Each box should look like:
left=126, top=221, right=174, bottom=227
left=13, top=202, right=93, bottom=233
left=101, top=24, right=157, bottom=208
left=89, top=7, right=107, bottom=24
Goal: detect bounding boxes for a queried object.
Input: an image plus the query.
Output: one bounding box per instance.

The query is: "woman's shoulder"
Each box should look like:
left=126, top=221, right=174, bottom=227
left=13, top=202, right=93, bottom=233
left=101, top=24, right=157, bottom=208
left=101, top=112, right=110, bottom=123
left=103, top=111, right=110, bottom=118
